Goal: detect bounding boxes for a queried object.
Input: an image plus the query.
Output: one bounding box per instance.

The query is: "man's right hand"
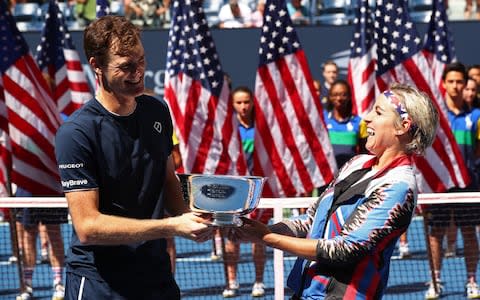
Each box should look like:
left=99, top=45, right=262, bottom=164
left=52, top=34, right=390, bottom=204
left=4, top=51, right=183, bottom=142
left=171, top=212, right=214, bottom=242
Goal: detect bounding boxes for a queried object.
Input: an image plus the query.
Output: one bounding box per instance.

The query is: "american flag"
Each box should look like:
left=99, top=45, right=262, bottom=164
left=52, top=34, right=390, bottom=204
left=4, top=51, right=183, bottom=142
left=374, top=0, right=469, bottom=192
left=97, top=0, right=111, bottom=17
left=36, top=0, right=92, bottom=116
left=0, top=79, right=11, bottom=196
left=422, top=0, right=456, bottom=102
left=164, top=0, right=247, bottom=175
left=254, top=0, right=337, bottom=197
left=347, top=0, right=377, bottom=117
left=0, top=3, right=63, bottom=195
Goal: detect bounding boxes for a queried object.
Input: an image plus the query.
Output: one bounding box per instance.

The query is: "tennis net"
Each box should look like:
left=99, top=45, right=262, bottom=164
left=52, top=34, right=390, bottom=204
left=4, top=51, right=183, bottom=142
left=1, top=194, right=480, bottom=299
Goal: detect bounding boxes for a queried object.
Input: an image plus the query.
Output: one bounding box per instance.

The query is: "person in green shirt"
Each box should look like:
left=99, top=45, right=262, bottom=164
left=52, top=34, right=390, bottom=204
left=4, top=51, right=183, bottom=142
left=74, top=0, right=96, bottom=27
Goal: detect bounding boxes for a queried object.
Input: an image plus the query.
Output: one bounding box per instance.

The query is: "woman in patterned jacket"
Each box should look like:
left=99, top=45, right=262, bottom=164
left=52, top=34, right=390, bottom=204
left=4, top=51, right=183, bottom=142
left=234, top=83, right=439, bottom=299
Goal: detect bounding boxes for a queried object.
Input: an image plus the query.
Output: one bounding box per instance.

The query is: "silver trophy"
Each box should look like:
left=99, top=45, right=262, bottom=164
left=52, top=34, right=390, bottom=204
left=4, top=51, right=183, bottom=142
left=178, top=174, right=267, bottom=227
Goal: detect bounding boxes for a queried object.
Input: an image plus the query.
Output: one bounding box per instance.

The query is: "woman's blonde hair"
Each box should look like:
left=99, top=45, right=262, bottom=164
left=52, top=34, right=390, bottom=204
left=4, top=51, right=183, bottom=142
left=388, top=83, right=439, bottom=155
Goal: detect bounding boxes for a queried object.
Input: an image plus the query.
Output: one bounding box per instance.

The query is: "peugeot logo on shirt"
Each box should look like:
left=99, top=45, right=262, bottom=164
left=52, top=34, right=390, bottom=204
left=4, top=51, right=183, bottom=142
left=153, top=121, right=162, bottom=133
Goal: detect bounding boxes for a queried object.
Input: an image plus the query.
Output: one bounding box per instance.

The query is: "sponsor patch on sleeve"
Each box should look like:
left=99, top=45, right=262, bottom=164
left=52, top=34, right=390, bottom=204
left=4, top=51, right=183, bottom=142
left=61, top=179, right=89, bottom=188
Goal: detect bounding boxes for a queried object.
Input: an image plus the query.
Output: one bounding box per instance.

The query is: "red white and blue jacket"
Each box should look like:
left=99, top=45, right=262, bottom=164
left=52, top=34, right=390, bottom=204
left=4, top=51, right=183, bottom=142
left=285, top=154, right=417, bottom=299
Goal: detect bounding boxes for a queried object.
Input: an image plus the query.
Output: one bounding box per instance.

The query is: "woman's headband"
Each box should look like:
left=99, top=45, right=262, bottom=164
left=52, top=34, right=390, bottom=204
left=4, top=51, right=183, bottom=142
left=384, top=90, right=408, bottom=118
left=383, top=90, right=418, bottom=133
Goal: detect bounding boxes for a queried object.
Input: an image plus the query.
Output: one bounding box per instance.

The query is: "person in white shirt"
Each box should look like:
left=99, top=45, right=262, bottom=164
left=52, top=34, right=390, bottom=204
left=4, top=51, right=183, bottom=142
left=250, top=0, right=265, bottom=27
left=218, top=0, right=252, bottom=28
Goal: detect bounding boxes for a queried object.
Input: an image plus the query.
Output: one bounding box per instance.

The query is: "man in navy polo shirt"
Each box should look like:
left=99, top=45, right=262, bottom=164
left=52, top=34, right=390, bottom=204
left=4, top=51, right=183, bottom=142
left=55, top=16, right=212, bottom=299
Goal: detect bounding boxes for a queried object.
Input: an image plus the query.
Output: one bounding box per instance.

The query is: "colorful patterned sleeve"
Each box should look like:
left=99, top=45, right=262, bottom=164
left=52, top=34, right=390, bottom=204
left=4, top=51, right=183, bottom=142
left=269, top=196, right=322, bottom=238
left=315, top=182, right=415, bottom=266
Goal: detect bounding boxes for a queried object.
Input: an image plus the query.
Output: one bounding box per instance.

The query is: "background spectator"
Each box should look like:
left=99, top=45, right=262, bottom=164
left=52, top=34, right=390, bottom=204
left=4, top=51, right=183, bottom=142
left=124, top=0, right=170, bottom=27
left=323, top=79, right=367, bottom=168
left=464, top=0, right=480, bottom=19
left=222, top=86, right=268, bottom=298
left=250, top=0, right=264, bottom=27
left=218, top=0, right=252, bottom=28
left=464, top=77, right=480, bottom=109
left=468, top=65, right=480, bottom=99
left=74, top=0, right=96, bottom=27
left=287, top=0, right=309, bottom=25
left=320, top=60, right=338, bottom=107
left=15, top=188, right=67, bottom=300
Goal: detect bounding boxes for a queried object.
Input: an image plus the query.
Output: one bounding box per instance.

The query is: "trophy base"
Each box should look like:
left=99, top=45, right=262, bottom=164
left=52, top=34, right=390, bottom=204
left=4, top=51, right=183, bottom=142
left=211, top=213, right=243, bottom=227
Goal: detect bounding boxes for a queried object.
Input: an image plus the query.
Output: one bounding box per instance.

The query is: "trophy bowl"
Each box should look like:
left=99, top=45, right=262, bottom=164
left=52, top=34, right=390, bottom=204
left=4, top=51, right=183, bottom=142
left=178, top=174, right=267, bottom=227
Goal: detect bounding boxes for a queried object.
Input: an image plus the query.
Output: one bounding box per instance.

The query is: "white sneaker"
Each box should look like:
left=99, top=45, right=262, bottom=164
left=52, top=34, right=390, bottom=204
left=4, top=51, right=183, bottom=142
left=222, top=281, right=239, bottom=298
left=466, top=281, right=480, bottom=299
left=444, top=246, right=456, bottom=258
left=425, top=280, right=443, bottom=300
left=16, top=286, right=33, bottom=300
left=40, top=249, right=50, bottom=264
left=399, top=243, right=411, bottom=259
left=251, top=282, right=265, bottom=297
left=52, top=283, right=65, bottom=300
left=211, top=251, right=222, bottom=261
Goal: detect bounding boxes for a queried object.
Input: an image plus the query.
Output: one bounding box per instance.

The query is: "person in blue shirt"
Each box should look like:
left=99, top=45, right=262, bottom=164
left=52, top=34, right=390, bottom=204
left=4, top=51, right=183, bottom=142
left=324, top=79, right=367, bottom=168
left=232, top=84, right=439, bottom=299
left=54, top=16, right=212, bottom=299
left=222, top=86, right=270, bottom=298
left=425, top=62, right=480, bottom=300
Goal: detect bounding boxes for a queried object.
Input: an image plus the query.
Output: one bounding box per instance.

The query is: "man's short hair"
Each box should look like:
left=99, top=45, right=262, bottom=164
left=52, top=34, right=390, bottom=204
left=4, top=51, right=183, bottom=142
left=231, top=86, right=253, bottom=99
left=322, top=60, right=338, bottom=71
left=468, top=64, right=480, bottom=72
left=84, top=16, right=141, bottom=68
left=441, top=62, right=467, bottom=82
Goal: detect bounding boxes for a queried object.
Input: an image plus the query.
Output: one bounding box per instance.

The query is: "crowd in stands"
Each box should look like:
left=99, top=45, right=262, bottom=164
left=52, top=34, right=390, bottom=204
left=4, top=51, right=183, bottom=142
left=7, top=0, right=480, bottom=31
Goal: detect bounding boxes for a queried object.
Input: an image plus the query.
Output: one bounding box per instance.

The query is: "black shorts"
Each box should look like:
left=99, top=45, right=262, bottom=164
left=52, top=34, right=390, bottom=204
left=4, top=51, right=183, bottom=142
left=18, top=208, right=68, bottom=227
left=65, top=272, right=181, bottom=300
left=425, top=186, right=480, bottom=228
left=425, top=204, right=480, bottom=227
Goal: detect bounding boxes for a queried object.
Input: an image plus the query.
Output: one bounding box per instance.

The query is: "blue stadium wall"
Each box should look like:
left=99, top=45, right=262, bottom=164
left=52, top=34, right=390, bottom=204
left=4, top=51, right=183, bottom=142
left=23, top=22, right=480, bottom=96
